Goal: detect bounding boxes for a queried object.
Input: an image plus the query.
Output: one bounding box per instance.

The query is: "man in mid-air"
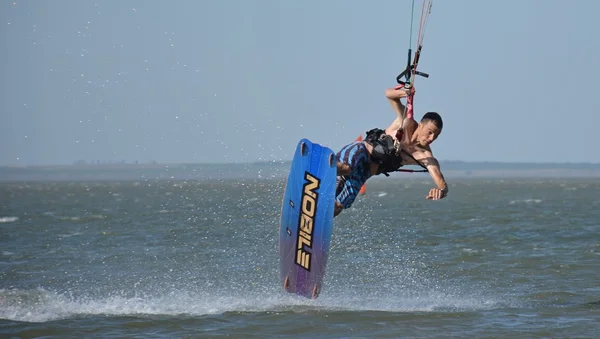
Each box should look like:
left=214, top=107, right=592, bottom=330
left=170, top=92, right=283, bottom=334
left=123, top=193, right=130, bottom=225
left=334, top=85, right=448, bottom=216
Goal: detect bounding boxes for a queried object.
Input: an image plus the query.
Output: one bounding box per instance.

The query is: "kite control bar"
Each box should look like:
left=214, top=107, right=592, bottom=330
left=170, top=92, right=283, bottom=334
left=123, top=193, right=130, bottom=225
left=396, top=47, right=429, bottom=86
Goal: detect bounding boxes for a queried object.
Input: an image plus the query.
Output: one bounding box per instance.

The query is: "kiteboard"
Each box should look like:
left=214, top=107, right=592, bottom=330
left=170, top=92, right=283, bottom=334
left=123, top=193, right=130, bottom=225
left=279, top=138, right=336, bottom=299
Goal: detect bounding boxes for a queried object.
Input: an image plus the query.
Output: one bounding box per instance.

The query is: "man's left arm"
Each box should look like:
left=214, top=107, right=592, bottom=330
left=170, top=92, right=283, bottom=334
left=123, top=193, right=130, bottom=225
left=385, top=86, right=411, bottom=121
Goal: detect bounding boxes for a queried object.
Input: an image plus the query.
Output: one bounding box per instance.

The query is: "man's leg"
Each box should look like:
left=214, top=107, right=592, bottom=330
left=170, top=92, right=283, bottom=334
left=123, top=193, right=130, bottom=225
left=333, top=141, right=371, bottom=217
left=334, top=201, right=344, bottom=217
left=337, top=162, right=352, bottom=176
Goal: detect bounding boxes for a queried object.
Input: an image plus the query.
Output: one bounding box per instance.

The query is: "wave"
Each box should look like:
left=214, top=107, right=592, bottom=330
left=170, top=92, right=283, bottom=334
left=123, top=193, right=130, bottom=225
left=0, top=286, right=505, bottom=323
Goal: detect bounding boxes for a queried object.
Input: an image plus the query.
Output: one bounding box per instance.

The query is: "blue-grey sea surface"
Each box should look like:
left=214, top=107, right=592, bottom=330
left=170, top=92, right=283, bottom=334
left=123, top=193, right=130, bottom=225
left=1, top=175, right=599, bottom=338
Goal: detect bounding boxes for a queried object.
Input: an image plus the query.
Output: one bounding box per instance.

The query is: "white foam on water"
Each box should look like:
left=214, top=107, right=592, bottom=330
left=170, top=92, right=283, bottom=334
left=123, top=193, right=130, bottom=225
left=0, top=280, right=509, bottom=323
left=0, top=216, right=19, bottom=223
left=509, top=199, right=542, bottom=204
left=0, top=288, right=307, bottom=322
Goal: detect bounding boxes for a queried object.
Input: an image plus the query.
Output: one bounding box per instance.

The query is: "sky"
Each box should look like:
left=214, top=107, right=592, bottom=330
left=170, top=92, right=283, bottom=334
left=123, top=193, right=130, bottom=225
left=1, top=0, right=599, bottom=166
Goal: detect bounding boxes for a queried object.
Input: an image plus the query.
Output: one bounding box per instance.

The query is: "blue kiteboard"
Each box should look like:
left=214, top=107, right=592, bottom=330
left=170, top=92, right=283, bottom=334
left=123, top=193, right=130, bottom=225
left=279, top=138, right=337, bottom=299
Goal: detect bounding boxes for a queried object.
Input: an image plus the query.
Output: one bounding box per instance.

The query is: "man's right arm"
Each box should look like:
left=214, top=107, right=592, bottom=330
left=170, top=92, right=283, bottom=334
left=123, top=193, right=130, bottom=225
left=385, top=86, right=410, bottom=121
left=418, top=153, right=448, bottom=200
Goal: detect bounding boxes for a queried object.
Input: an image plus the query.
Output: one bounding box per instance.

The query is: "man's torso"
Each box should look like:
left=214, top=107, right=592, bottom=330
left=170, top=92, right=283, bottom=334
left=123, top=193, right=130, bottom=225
left=365, top=119, right=432, bottom=174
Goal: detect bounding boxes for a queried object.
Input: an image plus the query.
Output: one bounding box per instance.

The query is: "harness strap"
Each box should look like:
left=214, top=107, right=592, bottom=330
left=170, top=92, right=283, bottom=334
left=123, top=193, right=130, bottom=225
left=398, top=149, right=429, bottom=173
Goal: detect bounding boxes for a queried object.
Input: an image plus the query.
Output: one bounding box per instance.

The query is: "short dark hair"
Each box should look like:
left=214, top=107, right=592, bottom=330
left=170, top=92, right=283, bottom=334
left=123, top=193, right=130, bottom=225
left=421, top=112, right=443, bottom=129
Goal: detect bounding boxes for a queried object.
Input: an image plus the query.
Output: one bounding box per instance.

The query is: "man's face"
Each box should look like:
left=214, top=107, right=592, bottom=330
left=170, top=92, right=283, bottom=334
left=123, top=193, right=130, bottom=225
left=416, top=120, right=441, bottom=147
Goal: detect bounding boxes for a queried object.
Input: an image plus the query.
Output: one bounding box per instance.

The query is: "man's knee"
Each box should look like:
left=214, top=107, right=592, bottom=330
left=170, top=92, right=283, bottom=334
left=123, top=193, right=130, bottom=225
left=337, top=162, right=352, bottom=176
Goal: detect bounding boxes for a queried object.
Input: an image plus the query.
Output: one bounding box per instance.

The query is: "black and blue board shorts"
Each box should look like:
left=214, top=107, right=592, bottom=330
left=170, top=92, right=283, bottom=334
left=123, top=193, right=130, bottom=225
left=335, top=141, right=372, bottom=209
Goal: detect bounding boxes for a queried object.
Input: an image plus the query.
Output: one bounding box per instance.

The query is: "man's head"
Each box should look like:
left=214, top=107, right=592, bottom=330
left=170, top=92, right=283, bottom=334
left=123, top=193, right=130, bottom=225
left=415, top=112, right=443, bottom=147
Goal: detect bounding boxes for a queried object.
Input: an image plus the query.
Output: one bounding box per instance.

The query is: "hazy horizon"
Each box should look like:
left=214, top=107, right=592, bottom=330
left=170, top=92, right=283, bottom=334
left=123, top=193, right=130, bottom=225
left=3, top=158, right=600, bottom=168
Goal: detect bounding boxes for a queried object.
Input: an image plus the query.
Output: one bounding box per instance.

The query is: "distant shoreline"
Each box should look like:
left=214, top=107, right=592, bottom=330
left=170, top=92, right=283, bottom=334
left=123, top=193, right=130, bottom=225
left=2, top=159, right=600, bottom=169
left=1, top=161, right=600, bottom=182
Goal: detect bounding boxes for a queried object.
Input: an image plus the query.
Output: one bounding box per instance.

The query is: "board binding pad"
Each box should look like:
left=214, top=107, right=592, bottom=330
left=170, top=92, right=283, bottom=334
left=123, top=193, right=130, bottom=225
left=279, top=138, right=336, bottom=299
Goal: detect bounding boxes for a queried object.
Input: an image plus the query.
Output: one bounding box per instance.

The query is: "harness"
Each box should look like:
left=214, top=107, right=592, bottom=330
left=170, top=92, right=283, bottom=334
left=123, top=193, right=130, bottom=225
left=364, top=128, right=428, bottom=176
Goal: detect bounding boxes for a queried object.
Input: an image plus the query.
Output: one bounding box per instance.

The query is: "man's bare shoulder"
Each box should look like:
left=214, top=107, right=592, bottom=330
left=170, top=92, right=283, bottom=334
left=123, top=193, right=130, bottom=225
left=409, top=146, right=439, bottom=167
